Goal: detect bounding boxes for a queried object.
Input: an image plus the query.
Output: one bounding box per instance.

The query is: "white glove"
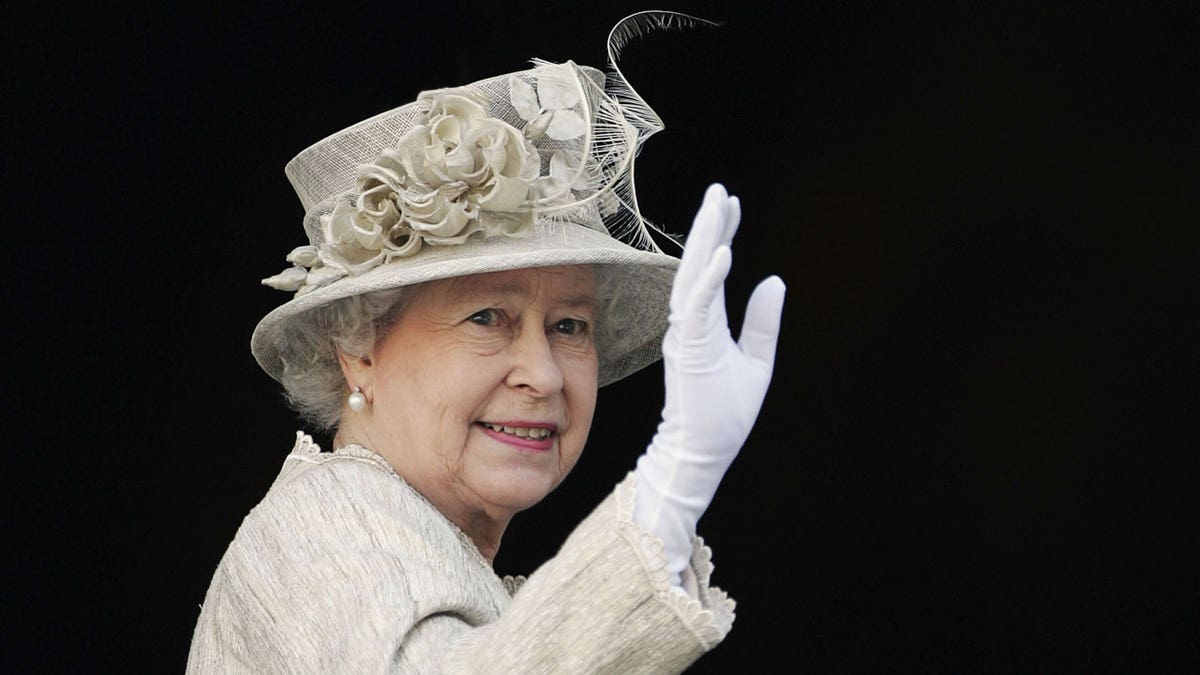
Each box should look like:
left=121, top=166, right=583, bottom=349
left=632, top=183, right=787, bottom=586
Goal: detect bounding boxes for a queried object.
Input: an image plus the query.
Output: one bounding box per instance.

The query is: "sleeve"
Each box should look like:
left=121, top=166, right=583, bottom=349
left=188, top=467, right=734, bottom=674
left=440, top=473, right=736, bottom=674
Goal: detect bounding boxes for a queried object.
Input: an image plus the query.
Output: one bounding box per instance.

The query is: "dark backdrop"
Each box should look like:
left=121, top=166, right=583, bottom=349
left=5, top=1, right=1197, bottom=672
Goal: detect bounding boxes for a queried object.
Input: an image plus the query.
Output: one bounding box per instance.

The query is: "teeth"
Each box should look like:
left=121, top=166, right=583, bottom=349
left=484, top=423, right=551, bottom=439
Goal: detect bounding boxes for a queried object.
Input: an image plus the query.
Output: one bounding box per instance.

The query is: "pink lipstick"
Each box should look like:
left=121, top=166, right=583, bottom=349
left=478, top=421, right=556, bottom=451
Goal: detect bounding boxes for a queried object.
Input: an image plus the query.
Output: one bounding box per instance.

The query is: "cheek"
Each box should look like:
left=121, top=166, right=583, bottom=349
left=563, top=356, right=599, bottom=446
left=383, top=359, right=491, bottom=433
left=573, top=381, right=597, bottom=428
left=430, top=357, right=511, bottom=421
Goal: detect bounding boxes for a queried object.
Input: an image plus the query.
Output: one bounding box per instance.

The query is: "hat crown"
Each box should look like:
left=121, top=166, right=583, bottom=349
left=265, top=59, right=669, bottom=297
left=283, top=65, right=608, bottom=216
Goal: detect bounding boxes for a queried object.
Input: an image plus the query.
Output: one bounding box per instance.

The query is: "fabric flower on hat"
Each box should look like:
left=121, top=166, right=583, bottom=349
left=264, top=91, right=542, bottom=294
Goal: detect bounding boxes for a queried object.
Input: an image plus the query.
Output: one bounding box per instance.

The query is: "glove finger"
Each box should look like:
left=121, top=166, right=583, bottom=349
left=684, top=244, right=732, bottom=334
left=722, top=195, right=741, bottom=248
left=684, top=185, right=729, bottom=259
left=692, top=183, right=730, bottom=254
left=673, top=184, right=731, bottom=308
left=737, top=275, right=786, bottom=367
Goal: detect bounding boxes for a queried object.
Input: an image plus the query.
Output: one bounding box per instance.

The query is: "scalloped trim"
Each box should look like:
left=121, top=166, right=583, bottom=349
left=689, top=537, right=717, bottom=590
left=284, top=435, right=399, bottom=479
left=614, top=473, right=672, bottom=591
left=332, top=441, right=400, bottom=477
left=292, top=430, right=321, bottom=456
left=501, top=574, right=527, bottom=596
left=614, top=473, right=736, bottom=649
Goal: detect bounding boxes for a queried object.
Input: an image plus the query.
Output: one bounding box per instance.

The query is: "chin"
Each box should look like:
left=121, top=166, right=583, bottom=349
left=476, top=469, right=561, bottom=513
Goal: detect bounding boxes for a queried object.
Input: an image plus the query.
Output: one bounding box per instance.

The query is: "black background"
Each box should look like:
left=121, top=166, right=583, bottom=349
left=5, top=1, right=1198, bottom=672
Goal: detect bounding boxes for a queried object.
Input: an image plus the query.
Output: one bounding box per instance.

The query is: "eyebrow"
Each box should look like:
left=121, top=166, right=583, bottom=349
left=451, top=279, right=596, bottom=309
left=556, top=295, right=597, bottom=310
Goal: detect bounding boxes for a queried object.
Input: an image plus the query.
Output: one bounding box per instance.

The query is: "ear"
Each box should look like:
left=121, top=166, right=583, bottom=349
left=337, top=349, right=375, bottom=399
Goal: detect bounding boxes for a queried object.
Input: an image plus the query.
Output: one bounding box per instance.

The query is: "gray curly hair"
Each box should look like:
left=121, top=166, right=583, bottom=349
left=277, top=265, right=620, bottom=431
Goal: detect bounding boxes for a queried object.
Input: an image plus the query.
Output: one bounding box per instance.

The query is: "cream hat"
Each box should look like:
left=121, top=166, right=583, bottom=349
left=251, top=11, right=712, bottom=386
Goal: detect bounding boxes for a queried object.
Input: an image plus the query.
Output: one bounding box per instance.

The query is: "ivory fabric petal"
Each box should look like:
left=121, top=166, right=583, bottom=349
left=262, top=266, right=308, bottom=291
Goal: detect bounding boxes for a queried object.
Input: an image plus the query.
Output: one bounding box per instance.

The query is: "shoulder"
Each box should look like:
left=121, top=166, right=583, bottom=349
left=231, top=434, right=443, bottom=558
left=222, top=433, right=498, bottom=585
left=207, top=433, right=507, bottom=611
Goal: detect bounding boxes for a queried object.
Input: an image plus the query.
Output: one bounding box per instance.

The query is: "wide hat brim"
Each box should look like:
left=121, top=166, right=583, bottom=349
left=251, top=220, right=679, bottom=387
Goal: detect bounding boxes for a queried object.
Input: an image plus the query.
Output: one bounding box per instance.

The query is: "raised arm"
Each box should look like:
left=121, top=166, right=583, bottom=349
left=633, top=183, right=787, bottom=586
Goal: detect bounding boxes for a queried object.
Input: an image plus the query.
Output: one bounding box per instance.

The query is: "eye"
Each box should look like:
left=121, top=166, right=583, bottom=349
left=554, top=318, right=588, bottom=336
left=468, top=309, right=501, bottom=326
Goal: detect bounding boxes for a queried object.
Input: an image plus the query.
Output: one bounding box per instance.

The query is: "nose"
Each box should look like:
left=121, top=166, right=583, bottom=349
left=505, top=323, right=564, bottom=396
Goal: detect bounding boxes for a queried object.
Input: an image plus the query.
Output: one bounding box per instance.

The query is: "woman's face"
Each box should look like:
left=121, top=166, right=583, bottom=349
left=358, top=265, right=599, bottom=524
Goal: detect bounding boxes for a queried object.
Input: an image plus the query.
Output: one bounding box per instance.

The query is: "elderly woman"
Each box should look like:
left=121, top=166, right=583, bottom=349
left=187, top=12, right=785, bottom=674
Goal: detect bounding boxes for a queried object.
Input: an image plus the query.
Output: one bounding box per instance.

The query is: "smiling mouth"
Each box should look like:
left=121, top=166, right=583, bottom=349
left=479, top=422, right=554, bottom=440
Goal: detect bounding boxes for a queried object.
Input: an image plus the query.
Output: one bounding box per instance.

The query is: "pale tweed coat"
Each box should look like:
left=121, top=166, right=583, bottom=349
left=187, top=433, right=735, bottom=673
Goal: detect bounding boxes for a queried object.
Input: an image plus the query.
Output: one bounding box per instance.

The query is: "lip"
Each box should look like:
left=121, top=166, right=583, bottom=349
left=477, top=421, right=557, bottom=452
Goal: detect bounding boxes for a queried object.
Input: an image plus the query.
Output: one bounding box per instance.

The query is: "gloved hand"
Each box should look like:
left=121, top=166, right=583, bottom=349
left=633, top=183, right=787, bottom=587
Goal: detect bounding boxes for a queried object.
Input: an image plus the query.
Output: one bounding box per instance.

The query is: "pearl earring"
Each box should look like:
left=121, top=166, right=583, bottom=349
left=348, top=386, right=367, bottom=412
